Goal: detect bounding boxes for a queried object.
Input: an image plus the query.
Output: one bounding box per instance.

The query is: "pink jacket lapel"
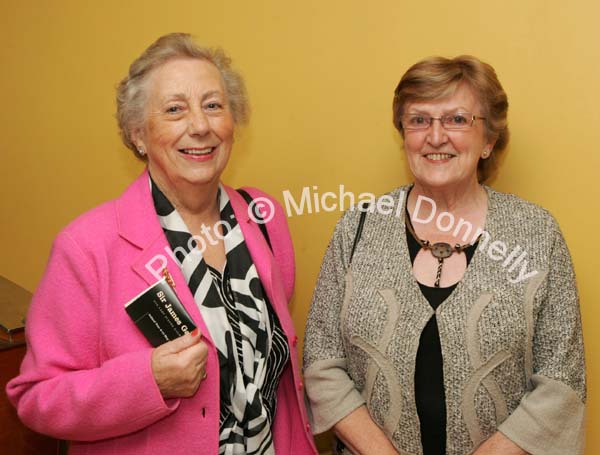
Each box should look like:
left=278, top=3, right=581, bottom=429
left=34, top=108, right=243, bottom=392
left=115, top=169, right=214, bottom=346
left=226, top=186, right=295, bottom=337
left=113, top=170, right=282, bottom=346
left=225, top=186, right=277, bottom=304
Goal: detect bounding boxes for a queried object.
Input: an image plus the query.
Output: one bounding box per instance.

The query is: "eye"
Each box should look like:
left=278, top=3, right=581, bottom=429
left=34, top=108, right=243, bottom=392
left=446, top=113, right=469, bottom=125
left=408, top=114, right=429, bottom=126
left=165, top=105, right=183, bottom=114
left=205, top=102, right=223, bottom=111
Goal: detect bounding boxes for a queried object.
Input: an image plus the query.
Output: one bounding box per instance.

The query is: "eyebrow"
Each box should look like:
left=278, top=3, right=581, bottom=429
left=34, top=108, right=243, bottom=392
left=407, top=107, right=472, bottom=115
left=201, top=90, right=224, bottom=101
left=162, top=90, right=224, bottom=102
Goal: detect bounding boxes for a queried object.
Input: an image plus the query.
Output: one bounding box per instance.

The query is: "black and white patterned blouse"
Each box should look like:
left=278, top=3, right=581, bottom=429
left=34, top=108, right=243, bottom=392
left=151, top=178, right=290, bottom=455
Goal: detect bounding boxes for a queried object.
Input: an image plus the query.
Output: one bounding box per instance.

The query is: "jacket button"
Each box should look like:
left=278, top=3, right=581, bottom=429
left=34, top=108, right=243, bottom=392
left=297, top=382, right=303, bottom=391
left=305, top=423, right=311, bottom=432
left=292, top=336, right=298, bottom=347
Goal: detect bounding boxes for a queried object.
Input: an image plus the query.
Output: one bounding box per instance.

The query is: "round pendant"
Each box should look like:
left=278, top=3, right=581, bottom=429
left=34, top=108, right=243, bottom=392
left=431, top=242, right=453, bottom=259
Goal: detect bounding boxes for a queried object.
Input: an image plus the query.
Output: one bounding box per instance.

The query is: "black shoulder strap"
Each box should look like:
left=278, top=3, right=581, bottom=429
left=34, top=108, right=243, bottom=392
left=236, top=188, right=273, bottom=252
left=349, top=205, right=369, bottom=264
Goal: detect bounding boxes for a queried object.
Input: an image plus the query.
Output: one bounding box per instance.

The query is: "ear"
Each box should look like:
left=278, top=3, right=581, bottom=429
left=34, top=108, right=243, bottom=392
left=484, top=136, right=497, bottom=156
left=131, top=128, right=147, bottom=154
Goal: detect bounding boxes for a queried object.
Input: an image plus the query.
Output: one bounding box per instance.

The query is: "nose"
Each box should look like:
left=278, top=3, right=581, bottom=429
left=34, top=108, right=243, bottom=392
left=188, top=109, right=210, bottom=136
left=426, top=118, right=448, bottom=147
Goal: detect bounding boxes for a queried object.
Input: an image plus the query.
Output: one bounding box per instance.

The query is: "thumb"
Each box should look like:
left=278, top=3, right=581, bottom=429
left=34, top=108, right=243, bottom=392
left=162, top=328, right=202, bottom=354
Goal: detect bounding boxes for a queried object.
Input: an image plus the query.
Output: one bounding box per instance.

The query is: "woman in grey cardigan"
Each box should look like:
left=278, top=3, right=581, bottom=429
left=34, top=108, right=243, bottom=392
left=303, top=56, right=586, bottom=455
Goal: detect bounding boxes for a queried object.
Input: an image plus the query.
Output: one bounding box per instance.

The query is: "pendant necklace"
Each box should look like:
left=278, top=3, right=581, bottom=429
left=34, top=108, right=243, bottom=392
left=405, top=214, right=472, bottom=288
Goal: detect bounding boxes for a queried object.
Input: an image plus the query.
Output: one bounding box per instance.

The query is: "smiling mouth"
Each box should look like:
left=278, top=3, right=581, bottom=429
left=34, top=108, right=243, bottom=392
left=425, top=153, right=455, bottom=161
left=179, top=147, right=215, bottom=156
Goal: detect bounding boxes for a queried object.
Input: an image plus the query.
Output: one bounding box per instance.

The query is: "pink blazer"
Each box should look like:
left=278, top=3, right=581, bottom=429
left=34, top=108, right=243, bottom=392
left=6, top=170, right=318, bottom=455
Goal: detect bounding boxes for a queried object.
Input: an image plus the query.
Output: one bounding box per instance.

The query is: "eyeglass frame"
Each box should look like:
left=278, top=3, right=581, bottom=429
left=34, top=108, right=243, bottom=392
left=400, top=112, right=487, bottom=131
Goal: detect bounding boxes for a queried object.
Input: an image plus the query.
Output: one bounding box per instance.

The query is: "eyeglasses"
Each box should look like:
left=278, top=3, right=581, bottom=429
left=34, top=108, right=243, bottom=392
left=401, top=112, right=486, bottom=131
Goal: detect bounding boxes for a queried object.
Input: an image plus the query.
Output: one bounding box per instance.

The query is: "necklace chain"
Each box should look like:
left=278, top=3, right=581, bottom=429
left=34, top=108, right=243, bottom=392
left=405, top=214, right=471, bottom=288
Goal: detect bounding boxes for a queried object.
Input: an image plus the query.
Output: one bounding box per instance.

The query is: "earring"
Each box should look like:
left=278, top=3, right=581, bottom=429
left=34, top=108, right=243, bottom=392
left=482, top=149, right=490, bottom=158
left=138, top=147, right=146, bottom=156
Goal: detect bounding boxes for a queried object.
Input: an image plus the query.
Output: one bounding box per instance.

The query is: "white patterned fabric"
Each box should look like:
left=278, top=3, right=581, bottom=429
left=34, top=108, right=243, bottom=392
left=151, top=178, right=289, bottom=455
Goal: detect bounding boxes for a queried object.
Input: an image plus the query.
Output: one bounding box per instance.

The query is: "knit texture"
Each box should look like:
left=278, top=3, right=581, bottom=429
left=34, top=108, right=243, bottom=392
left=304, top=185, right=586, bottom=455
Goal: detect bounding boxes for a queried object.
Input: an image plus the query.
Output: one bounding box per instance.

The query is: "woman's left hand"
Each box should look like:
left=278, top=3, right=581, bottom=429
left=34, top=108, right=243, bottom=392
left=472, top=432, right=529, bottom=455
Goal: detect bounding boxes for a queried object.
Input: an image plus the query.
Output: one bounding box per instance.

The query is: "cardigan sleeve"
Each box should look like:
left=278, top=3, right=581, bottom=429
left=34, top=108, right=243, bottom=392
left=6, top=231, right=178, bottom=441
left=498, top=217, right=586, bottom=455
left=303, top=213, right=366, bottom=434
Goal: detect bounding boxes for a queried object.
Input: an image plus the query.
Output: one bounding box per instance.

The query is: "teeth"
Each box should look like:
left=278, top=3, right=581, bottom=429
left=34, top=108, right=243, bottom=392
left=426, top=153, right=453, bottom=161
left=181, top=148, right=213, bottom=155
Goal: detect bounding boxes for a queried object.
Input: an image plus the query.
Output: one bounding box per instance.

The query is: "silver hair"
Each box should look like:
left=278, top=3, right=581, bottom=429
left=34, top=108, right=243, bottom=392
left=116, top=33, right=249, bottom=159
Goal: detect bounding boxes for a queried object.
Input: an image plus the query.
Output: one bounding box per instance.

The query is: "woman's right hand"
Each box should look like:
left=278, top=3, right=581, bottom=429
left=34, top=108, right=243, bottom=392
left=333, top=405, right=401, bottom=455
left=151, top=329, right=209, bottom=399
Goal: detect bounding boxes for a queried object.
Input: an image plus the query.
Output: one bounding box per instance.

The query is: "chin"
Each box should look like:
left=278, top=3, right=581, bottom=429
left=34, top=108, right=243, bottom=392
left=416, top=173, right=455, bottom=187
left=183, top=173, right=222, bottom=186
left=182, top=161, right=227, bottom=180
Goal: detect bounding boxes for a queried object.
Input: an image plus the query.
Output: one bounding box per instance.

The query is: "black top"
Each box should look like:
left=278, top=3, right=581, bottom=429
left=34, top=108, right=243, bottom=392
left=406, top=227, right=478, bottom=455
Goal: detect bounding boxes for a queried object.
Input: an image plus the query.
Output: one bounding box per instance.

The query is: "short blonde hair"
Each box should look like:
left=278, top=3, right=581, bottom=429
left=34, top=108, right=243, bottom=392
left=116, top=33, right=249, bottom=159
left=393, top=55, right=509, bottom=182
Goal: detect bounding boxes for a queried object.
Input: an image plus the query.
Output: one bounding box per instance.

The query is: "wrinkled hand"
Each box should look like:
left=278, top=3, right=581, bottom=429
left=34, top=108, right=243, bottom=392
left=471, top=432, right=530, bottom=455
left=151, top=329, right=209, bottom=399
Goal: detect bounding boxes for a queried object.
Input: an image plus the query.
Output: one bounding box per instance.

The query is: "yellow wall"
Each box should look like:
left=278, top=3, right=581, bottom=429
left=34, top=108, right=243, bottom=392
left=1, top=0, right=598, bottom=451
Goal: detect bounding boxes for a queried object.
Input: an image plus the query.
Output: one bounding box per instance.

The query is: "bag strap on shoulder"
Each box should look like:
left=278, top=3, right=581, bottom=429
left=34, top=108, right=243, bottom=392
left=236, top=188, right=273, bottom=252
left=349, top=205, right=369, bottom=264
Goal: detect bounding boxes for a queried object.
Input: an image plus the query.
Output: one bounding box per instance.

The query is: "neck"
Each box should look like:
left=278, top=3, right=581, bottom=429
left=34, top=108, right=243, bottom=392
left=406, top=178, right=488, bottom=245
left=409, top=179, right=485, bottom=214
left=150, top=171, right=221, bottom=230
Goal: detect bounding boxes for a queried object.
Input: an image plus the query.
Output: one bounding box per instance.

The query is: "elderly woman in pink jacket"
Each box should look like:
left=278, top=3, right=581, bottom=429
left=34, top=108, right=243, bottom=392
left=7, top=33, right=317, bottom=455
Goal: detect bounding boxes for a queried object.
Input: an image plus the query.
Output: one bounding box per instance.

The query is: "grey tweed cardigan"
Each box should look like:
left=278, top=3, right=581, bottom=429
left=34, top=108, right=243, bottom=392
left=303, top=186, right=586, bottom=455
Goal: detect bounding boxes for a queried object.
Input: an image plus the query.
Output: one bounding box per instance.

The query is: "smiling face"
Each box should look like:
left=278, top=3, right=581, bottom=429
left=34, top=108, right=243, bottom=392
left=134, top=57, right=234, bottom=200
left=402, top=83, right=495, bottom=191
